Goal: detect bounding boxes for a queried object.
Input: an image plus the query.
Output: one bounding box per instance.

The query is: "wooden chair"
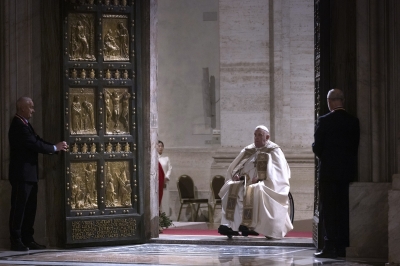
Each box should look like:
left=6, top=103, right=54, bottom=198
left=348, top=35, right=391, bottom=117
left=210, top=175, right=225, bottom=222
left=177, top=175, right=210, bottom=222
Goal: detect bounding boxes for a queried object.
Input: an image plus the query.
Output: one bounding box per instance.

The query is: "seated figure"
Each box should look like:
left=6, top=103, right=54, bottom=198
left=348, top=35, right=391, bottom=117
left=218, top=125, right=293, bottom=239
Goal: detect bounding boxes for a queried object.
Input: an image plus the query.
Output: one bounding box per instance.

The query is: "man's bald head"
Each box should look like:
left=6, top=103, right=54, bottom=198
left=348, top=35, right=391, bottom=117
left=327, top=89, right=345, bottom=111
left=16, top=97, right=35, bottom=120
left=16, top=97, right=32, bottom=112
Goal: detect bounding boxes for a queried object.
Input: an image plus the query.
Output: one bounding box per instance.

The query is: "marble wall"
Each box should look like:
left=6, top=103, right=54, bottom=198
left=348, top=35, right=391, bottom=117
left=220, top=0, right=314, bottom=149
left=0, top=183, right=12, bottom=247
left=388, top=174, right=400, bottom=264
left=356, top=0, right=400, bottom=183
left=157, top=0, right=315, bottom=224
left=346, top=0, right=400, bottom=260
left=219, top=0, right=272, bottom=146
left=156, top=0, right=220, bottom=148
left=0, top=0, right=46, bottom=248
left=149, top=0, right=160, bottom=237
left=0, top=0, right=43, bottom=178
left=347, top=183, right=391, bottom=259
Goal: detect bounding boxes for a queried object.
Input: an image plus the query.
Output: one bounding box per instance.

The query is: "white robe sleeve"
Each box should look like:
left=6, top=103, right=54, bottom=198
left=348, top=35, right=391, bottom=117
left=264, top=148, right=291, bottom=195
left=225, top=148, right=246, bottom=181
left=164, top=157, right=172, bottom=180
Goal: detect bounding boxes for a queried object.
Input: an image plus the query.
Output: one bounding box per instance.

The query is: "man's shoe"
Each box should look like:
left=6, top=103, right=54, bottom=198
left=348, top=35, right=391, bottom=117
left=241, top=230, right=259, bottom=236
left=218, top=225, right=239, bottom=236
left=314, top=249, right=337, bottom=258
left=10, top=239, right=29, bottom=251
left=239, top=225, right=259, bottom=236
left=23, top=241, right=46, bottom=250
left=238, top=225, right=249, bottom=231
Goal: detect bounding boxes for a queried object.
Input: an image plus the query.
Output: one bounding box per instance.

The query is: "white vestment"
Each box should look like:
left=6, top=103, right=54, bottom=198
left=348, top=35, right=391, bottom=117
left=158, top=154, right=172, bottom=181
left=219, top=141, right=293, bottom=239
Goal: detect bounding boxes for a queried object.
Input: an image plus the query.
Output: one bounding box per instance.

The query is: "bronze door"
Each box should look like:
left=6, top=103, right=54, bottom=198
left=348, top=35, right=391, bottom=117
left=313, top=0, right=329, bottom=249
left=313, top=0, right=331, bottom=249
left=62, top=0, right=144, bottom=246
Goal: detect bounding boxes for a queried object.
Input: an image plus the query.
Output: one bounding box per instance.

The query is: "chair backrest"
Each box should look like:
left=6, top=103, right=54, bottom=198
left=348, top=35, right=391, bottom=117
left=177, top=175, right=195, bottom=199
left=211, top=175, right=225, bottom=200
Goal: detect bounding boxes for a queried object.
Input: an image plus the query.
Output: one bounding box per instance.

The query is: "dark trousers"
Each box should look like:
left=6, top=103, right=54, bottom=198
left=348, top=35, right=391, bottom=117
left=9, top=181, right=38, bottom=243
left=319, top=181, right=349, bottom=251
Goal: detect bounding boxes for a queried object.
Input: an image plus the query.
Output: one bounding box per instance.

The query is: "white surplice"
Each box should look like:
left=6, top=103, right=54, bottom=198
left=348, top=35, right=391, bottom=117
left=158, top=154, right=172, bottom=181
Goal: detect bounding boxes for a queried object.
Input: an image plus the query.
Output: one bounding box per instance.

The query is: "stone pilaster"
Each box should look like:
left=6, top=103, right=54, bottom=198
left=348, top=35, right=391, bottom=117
left=147, top=0, right=158, bottom=238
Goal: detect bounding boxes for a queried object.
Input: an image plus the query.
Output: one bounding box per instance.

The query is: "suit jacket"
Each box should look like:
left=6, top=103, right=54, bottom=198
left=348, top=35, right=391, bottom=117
left=8, top=115, right=55, bottom=183
left=312, top=109, right=360, bottom=182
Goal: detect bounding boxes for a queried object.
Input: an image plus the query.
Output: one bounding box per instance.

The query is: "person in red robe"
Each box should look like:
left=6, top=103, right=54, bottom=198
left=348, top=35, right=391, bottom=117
left=158, top=162, right=165, bottom=207
left=158, top=162, right=165, bottom=233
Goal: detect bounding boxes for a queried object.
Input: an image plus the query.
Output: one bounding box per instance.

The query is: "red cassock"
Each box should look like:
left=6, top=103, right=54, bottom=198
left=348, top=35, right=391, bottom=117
left=158, top=162, right=165, bottom=206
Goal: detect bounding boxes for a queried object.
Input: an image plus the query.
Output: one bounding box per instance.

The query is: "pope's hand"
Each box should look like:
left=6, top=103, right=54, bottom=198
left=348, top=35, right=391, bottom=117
left=232, top=174, right=240, bottom=181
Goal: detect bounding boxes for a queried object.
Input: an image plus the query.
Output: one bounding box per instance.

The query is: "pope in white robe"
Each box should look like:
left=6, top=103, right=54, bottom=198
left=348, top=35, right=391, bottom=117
left=218, top=125, right=293, bottom=239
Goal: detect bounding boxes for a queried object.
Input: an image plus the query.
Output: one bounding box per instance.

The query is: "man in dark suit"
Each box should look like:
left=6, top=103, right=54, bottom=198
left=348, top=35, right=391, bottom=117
left=312, top=89, right=360, bottom=258
left=9, top=97, right=67, bottom=251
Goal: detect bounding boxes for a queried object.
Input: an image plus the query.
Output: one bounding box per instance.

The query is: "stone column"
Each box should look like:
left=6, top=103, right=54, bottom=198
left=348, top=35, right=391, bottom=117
left=144, top=0, right=158, bottom=238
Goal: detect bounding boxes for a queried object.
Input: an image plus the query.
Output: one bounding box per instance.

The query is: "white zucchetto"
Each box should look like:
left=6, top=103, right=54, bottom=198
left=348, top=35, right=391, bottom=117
left=255, top=125, right=269, bottom=133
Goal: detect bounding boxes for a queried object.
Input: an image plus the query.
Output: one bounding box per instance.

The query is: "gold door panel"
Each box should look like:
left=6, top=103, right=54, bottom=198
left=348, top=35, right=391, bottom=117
left=69, top=161, right=98, bottom=210
left=68, top=13, right=96, bottom=61
left=104, top=88, right=131, bottom=134
left=69, top=88, right=97, bottom=135
left=102, top=15, right=130, bottom=61
left=105, top=161, right=132, bottom=207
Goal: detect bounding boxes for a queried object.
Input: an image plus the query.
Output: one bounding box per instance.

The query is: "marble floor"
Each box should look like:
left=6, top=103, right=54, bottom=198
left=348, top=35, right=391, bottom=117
left=0, top=222, right=388, bottom=266
left=0, top=239, right=387, bottom=266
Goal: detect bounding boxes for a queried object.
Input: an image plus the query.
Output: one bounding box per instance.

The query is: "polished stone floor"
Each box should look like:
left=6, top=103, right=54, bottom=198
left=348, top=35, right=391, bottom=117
left=0, top=242, right=387, bottom=266
left=0, top=223, right=388, bottom=266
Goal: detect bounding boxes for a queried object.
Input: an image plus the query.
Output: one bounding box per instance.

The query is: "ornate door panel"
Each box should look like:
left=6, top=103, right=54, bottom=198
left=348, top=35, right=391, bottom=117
left=62, top=0, right=144, bottom=246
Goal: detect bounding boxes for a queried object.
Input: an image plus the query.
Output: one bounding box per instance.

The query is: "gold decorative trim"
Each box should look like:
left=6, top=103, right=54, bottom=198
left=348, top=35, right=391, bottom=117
left=225, top=182, right=241, bottom=221
left=241, top=186, right=254, bottom=226
left=256, top=152, right=269, bottom=181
